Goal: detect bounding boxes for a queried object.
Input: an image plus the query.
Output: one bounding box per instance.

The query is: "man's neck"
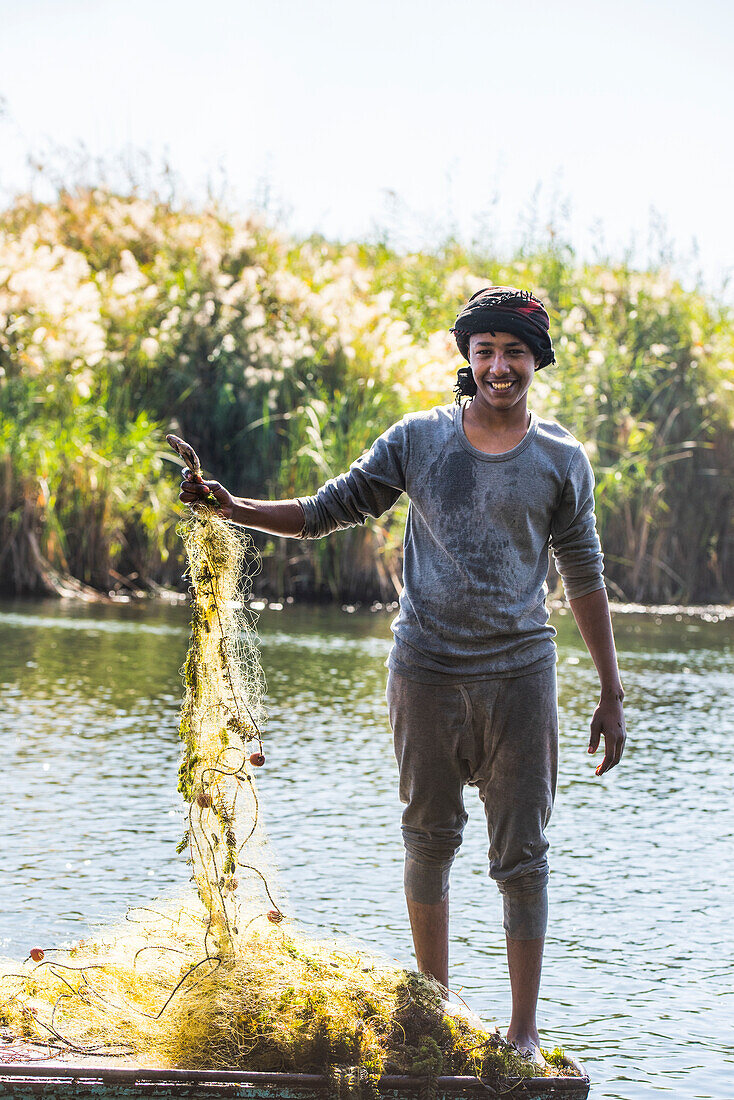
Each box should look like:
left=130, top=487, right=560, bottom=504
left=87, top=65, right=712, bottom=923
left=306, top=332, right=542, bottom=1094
left=462, top=400, right=531, bottom=456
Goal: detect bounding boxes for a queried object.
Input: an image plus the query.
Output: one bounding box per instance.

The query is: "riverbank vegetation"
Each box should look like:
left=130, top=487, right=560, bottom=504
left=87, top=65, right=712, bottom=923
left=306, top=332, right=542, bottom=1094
left=1, top=188, right=733, bottom=602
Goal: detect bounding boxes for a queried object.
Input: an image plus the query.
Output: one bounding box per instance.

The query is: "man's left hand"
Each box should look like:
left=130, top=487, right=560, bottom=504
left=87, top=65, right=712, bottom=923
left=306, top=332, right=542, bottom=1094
left=588, top=689, right=626, bottom=776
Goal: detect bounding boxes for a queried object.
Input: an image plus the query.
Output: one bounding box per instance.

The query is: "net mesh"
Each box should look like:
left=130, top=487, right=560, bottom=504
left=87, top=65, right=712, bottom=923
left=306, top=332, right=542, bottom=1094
left=175, top=505, right=279, bottom=955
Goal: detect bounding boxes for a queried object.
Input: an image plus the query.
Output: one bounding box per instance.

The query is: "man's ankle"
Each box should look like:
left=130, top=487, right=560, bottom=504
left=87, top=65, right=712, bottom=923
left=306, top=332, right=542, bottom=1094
left=506, top=1025, right=540, bottom=1048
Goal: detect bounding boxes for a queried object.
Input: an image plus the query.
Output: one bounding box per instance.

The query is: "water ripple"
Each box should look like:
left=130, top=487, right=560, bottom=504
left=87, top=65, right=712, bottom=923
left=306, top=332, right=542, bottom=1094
left=1, top=601, right=732, bottom=1099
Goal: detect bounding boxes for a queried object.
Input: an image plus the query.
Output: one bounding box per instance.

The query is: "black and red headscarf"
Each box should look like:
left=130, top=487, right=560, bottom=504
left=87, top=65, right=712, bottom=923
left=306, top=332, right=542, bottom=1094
left=451, top=286, right=555, bottom=370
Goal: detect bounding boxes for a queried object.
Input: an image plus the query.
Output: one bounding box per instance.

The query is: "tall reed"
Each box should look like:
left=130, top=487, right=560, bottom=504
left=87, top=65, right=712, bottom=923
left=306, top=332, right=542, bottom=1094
left=1, top=189, right=732, bottom=602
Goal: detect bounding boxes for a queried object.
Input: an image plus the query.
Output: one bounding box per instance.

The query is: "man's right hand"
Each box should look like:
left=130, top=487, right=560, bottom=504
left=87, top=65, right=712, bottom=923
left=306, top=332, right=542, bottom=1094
left=179, top=476, right=306, bottom=536
left=179, top=469, right=236, bottom=519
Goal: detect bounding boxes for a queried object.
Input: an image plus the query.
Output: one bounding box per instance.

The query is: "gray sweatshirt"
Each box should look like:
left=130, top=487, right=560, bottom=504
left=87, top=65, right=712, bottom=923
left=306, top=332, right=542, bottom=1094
left=298, top=404, right=605, bottom=683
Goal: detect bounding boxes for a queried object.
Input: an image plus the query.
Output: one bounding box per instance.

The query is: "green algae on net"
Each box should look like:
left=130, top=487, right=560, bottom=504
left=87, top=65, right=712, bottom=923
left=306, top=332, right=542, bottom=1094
left=0, top=903, right=580, bottom=1087
left=0, top=448, right=584, bottom=1092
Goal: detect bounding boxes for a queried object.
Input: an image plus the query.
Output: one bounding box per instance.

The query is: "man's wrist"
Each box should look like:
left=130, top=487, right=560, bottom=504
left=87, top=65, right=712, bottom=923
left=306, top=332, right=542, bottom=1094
left=227, top=497, right=306, bottom=537
left=229, top=498, right=250, bottom=526
left=599, top=682, right=624, bottom=701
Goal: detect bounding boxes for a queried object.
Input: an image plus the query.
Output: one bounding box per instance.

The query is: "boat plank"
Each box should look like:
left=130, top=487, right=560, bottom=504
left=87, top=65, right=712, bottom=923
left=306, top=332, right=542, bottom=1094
left=0, top=1063, right=590, bottom=1100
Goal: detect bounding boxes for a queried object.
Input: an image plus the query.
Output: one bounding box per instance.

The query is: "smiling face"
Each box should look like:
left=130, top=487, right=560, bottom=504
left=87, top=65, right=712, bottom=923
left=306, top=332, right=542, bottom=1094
left=468, top=331, right=538, bottom=415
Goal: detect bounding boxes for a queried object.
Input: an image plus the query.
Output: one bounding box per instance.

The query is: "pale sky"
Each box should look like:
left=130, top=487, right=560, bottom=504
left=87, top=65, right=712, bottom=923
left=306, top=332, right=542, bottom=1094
left=2, top=0, right=733, bottom=294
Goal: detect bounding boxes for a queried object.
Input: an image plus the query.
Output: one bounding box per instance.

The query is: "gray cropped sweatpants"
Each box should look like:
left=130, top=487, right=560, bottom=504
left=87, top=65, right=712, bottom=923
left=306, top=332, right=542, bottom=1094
left=386, top=664, right=558, bottom=941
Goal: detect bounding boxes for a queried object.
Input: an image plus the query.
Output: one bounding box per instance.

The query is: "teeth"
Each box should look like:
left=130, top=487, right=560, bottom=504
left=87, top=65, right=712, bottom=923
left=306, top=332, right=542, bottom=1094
left=490, top=381, right=513, bottom=390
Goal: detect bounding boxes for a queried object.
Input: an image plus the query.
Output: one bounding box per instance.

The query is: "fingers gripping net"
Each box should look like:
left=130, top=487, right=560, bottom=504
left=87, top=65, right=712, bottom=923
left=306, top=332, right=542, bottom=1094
left=177, top=505, right=279, bottom=955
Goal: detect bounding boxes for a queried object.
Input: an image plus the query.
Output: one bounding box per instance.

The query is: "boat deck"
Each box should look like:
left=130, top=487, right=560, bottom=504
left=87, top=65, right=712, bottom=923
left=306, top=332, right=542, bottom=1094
left=0, top=1042, right=590, bottom=1099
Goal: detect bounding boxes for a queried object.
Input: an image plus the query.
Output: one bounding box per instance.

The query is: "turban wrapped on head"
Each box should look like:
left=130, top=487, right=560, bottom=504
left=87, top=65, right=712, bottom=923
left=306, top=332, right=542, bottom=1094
left=451, top=286, right=555, bottom=370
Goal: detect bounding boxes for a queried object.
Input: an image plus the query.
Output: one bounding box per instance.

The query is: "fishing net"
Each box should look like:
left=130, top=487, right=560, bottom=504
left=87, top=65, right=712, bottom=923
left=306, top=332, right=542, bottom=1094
left=175, top=505, right=278, bottom=955
left=0, top=480, right=578, bottom=1088
left=0, top=899, right=566, bottom=1083
left=1, top=501, right=287, bottom=1059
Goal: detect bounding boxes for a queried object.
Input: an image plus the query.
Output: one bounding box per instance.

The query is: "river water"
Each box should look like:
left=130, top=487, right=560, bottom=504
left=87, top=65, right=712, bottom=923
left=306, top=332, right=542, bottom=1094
left=0, top=597, right=732, bottom=1099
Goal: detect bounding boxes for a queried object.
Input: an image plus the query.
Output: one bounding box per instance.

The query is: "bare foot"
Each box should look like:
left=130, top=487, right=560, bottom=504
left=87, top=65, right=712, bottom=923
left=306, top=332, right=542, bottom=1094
left=506, top=1032, right=547, bottom=1070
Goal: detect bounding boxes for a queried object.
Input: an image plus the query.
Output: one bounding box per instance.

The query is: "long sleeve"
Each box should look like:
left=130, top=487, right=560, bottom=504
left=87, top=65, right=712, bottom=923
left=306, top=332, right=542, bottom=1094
left=298, top=419, right=409, bottom=539
left=549, top=446, right=606, bottom=600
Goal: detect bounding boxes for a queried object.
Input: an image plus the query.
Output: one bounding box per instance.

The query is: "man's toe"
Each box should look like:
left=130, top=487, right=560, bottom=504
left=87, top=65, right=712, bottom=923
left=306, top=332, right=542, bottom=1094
left=512, top=1041, right=547, bottom=1070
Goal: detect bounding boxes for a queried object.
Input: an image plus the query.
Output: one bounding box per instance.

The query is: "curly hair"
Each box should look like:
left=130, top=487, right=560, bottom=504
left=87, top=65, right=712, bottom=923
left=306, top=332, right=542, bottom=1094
left=453, top=365, right=477, bottom=403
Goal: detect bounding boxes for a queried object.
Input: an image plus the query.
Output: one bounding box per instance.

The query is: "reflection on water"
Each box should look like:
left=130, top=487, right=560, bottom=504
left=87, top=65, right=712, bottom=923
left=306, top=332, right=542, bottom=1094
left=1, top=598, right=732, bottom=1099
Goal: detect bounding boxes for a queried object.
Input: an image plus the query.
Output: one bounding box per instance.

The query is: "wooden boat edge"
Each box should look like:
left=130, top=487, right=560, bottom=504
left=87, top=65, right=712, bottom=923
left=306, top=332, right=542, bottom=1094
left=0, top=1061, right=590, bottom=1099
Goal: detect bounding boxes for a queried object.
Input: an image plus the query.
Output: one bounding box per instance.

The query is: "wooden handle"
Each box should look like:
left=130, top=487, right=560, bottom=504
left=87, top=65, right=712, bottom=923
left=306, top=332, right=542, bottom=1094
left=166, top=433, right=202, bottom=477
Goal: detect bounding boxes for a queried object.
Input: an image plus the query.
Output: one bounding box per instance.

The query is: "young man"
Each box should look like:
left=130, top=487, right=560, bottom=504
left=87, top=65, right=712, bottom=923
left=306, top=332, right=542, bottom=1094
left=180, top=286, right=626, bottom=1064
